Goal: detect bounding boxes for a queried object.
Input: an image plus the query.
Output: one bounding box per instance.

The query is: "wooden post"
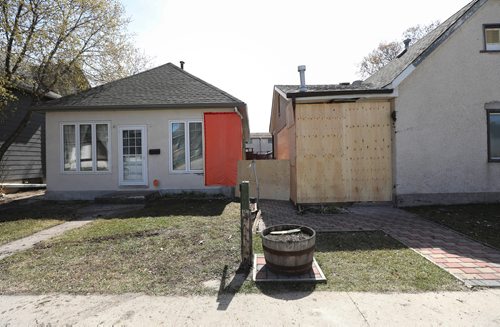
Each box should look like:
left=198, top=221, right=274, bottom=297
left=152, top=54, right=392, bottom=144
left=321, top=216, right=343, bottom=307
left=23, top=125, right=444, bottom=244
left=240, top=181, right=253, bottom=271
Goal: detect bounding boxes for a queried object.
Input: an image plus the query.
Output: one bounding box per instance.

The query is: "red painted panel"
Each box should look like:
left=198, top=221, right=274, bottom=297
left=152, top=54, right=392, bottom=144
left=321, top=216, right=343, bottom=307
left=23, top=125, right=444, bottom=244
left=204, top=112, right=242, bottom=186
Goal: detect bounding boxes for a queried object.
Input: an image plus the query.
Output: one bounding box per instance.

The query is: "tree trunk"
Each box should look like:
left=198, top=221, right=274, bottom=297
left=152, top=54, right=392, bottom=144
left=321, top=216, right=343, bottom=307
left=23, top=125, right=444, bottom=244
left=0, top=109, right=33, bottom=162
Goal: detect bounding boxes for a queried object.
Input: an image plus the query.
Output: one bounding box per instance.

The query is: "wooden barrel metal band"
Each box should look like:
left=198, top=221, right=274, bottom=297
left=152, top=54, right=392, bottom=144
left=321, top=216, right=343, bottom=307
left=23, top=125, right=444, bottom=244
left=265, top=260, right=313, bottom=274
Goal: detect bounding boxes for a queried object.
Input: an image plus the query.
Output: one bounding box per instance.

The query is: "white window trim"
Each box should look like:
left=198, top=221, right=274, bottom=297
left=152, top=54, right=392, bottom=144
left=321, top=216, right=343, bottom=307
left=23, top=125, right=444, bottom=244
left=169, top=120, right=204, bottom=174
left=60, top=122, right=111, bottom=174
left=118, top=125, right=148, bottom=186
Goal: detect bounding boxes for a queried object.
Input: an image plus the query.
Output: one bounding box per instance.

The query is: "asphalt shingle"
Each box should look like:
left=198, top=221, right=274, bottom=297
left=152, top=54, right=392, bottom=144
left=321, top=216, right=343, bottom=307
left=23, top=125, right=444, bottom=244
left=365, top=0, right=484, bottom=88
left=38, top=63, right=244, bottom=109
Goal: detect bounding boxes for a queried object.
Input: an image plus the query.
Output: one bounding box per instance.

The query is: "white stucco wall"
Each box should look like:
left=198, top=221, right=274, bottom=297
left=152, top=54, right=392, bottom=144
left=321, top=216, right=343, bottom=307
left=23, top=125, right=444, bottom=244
left=45, top=108, right=234, bottom=198
left=394, top=0, right=500, bottom=204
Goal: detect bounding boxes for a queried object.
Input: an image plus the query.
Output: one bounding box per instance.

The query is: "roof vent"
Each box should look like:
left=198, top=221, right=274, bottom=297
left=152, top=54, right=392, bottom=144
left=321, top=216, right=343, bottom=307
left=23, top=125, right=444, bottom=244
left=180, top=61, right=185, bottom=70
left=403, top=38, right=411, bottom=50
left=397, top=39, right=412, bottom=58
left=298, top=65, right=307, bottom=92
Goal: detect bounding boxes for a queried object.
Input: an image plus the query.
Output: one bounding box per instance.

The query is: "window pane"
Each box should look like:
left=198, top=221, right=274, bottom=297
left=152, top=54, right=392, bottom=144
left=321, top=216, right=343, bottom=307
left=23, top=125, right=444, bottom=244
left=486, top=29, right=500, bottom=43
left=96, top=124, right=109, bottom=171
left=79, top=124, right=93, bottom=171
left=189, top=122, right=203, bottom=170
left=490, top=113, right=500, bottom=159
left=486, top=29, right=500, bottom=50
left=172, top=123, right=186, bottom=170
left=63, top=125, right=76, bottom=171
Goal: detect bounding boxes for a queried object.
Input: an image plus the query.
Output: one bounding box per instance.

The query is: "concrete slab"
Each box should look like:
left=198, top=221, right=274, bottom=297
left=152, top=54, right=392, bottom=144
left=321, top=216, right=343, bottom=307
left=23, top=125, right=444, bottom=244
left=350, top=291, right=500, bottom=327
left=0, top=293, right=367, bottom=326
left=1, top=291, right=500, bottom=326
left=253, top=254, right=327, bottom=282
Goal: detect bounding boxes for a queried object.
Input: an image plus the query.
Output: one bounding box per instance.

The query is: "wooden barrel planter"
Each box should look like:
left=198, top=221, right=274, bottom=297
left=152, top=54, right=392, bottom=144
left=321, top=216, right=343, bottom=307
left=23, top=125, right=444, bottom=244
left=261, top=224, right=316, bottom=275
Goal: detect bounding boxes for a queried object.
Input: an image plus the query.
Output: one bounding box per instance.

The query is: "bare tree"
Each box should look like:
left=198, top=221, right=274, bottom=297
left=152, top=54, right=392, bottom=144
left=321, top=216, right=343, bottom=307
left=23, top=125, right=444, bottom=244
left=358, top=21, right=440, bottom=78
left=403, top=21, right=441, bottom=44
left=0, top=0, right=151, bottom=161
left=358, top=41, right=403, bottom=78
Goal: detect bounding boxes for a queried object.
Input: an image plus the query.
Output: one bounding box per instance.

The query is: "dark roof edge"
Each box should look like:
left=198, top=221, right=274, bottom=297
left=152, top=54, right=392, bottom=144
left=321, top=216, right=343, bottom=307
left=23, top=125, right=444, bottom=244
left=286, top=88, right=394, bottom=99
left=34, top=102, right=246, bottom=112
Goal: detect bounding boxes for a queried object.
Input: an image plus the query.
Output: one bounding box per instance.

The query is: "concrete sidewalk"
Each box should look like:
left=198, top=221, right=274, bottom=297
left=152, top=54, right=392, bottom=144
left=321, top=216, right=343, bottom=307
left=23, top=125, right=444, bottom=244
left=1, top=290, right=499, bottom=326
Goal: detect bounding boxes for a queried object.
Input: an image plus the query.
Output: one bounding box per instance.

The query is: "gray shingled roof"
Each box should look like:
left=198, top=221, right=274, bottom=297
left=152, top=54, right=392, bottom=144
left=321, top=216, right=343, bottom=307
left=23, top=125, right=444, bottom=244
left=277, top=83, right=375, bottom=94
left=37, top=63, right=245, bottom=109
left=366, top=0, right=485, bottom=88
left=275, top=83, right=393, bottom=98
left=36, top=62, right=249, bottom=139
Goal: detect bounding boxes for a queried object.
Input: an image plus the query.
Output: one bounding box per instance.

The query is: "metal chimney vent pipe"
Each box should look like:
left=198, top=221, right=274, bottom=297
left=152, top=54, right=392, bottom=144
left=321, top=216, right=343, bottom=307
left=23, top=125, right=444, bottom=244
left=180, top=61, right=185, bottom=70
left=403, top=39, right=411, bottom=50
left=298, top=65, right=307, bottom=92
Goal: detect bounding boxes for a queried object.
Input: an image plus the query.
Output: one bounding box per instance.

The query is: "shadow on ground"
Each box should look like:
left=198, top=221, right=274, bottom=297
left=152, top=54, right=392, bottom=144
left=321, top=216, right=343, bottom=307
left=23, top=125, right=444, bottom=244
left=116, top=198, right=234, bottom=218
left=0, top=198, right=234, bottom=223
left=0, top=200, right=90, bottom=223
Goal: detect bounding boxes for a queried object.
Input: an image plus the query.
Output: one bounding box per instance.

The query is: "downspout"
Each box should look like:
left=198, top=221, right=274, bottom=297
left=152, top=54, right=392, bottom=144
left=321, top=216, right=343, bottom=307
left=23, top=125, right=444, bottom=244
left=234, top=106, right=244, bottom=120
left=234, top=107, right=245, bottom=159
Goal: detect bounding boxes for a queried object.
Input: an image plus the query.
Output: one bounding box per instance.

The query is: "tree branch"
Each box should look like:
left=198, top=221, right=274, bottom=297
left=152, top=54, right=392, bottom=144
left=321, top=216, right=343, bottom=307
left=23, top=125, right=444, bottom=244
left=4, top=1, right=25, bottom=79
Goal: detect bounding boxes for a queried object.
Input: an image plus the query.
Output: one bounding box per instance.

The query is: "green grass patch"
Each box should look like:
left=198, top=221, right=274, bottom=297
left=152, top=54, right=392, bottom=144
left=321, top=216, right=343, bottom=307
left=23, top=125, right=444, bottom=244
left=0, top=199, right=241, bottom=295
left=0, top=201, right=88, bottom=245
left=407, top=204, right=500, bottom=250
left=0, top=199, right=465, bottom=295
left=238, top=231, right=464, bottom=293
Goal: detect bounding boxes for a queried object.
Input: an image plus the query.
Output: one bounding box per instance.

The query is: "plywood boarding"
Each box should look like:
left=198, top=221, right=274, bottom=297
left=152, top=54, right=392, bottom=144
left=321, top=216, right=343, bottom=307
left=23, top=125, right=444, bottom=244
left=295, top=101, right=392, bottom=203
left=288, top=124, right=297, bottom=203
left=276, top=127, right=290, bottom=160
left=236, top=160, right=290, bottom=201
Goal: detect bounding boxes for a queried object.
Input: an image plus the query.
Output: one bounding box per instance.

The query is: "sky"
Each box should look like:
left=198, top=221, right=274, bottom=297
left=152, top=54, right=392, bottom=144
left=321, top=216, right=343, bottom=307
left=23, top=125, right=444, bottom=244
left=121, top=0, right=472, bottom=132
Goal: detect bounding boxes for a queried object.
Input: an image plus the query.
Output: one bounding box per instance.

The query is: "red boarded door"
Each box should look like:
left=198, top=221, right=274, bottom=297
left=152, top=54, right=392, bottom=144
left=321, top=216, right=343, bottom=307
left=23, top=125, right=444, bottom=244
left=204, top=112, right=242, bottom=186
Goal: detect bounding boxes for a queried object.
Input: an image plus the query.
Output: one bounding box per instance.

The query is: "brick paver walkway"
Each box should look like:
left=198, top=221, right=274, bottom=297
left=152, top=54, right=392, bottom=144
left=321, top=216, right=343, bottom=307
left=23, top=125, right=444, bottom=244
left=259, top=200, right=500, bottom=287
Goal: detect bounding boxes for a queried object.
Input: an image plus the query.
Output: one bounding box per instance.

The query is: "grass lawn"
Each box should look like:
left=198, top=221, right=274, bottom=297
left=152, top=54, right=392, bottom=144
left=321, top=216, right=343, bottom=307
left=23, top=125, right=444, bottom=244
left=0, top=201, right=88, bottom=246
left=240, top=231, right=464, bottom=293
left=407, top=204, right=500, bottom=250
left=0, top=199, right=465, bottom=295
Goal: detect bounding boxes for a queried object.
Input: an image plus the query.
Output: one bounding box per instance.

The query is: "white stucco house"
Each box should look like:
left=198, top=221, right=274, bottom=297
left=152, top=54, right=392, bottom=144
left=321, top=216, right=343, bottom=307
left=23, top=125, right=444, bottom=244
left=269, top=0, right=500, bottom=206
left=37, top=63, right=249, bottom=200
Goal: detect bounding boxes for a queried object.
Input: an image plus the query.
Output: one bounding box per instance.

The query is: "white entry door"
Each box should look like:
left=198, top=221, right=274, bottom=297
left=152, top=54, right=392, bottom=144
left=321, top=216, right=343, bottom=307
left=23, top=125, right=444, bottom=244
left=118, top=126, right=148, bottom=186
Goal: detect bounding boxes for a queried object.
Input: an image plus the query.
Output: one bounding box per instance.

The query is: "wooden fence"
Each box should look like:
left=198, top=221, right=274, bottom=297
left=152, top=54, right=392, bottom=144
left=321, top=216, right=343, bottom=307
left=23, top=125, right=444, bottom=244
left=236, top=160, right=290, bottom=201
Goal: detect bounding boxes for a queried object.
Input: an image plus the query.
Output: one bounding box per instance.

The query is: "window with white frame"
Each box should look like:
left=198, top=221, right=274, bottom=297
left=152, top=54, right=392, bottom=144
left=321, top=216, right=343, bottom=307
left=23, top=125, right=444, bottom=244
left=484, top=25, right=500, bottom=51
left=488, top=111, right=500, bottom=162
left=170, top=121, right=203, bottom=172
left=61, top=123, right=110, bottom=172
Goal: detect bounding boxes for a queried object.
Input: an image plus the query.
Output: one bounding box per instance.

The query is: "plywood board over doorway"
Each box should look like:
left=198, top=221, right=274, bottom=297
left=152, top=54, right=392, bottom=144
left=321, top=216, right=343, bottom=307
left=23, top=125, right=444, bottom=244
left=294, top=101, right=392, bottom=203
